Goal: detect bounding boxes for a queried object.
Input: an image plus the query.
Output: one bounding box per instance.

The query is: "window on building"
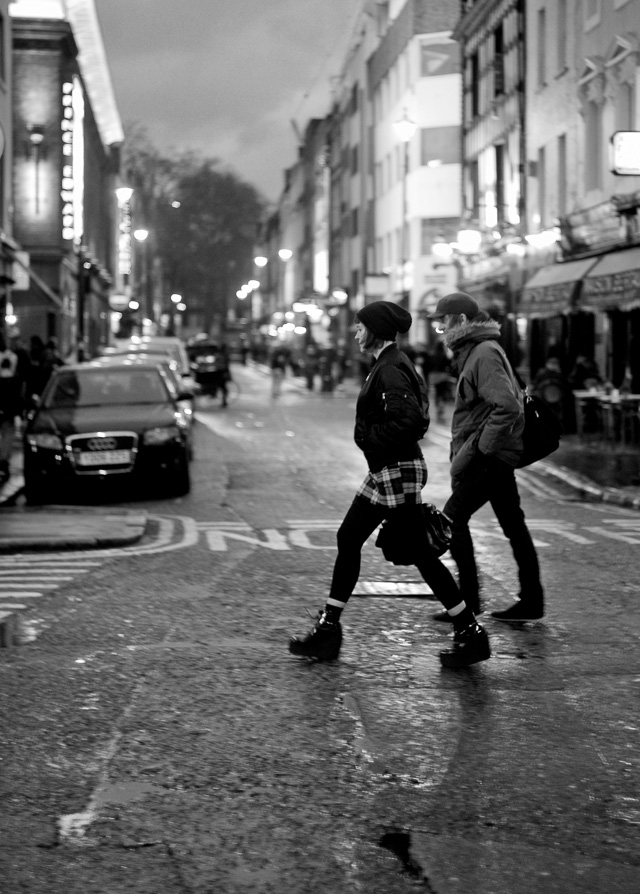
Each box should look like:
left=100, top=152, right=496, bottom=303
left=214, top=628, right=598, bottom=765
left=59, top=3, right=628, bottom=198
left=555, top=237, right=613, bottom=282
left=495, top=144, right=505, bottom=226
left=557, top=134, right=567, bottom=217
left=0, top=14, right=5, bottom=82
left=615, top=82, right=635, bottom=131
left=469, top=160, right=480, bottom=220
left=537, top=8, right=546, bottom=87
left=350, top=84, right=358, bottom=116
left=420, top=126, right=461, bottom=166
left=585, top=101, right=603, bottom=190
left=584, top=0, right=601, bottom=31
left=470, top=53, right=480, bottom=118
left=538, top=146, right=546, bottom=226
left=494, top=24, right=504, bottom=97
left=351, top=208, right=359, bottom=237
left=351, top=145, right=359, bottom=176
left=557, top=0, right=568, bottom=73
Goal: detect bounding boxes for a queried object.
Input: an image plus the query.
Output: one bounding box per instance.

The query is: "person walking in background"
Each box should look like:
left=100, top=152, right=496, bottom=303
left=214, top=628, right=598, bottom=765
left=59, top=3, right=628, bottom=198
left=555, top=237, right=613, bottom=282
left=531, top=356, right=568, bottom=425
left=41, top=337, right=64, bottom=389
left=270, top=344, right=289, bottom=397
left=428, top=340, right=454, bottom=421
left=289, top=300, right=491, bottom=669
left=0, top=334, right=22, bottom=485
left=428, top=292, right=545, bottom=623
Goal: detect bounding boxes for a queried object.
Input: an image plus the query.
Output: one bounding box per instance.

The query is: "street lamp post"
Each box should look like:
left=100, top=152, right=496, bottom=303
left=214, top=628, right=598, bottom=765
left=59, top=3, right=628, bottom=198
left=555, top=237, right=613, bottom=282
left=133, top=228, right=150, bottom=332
left=393, top=111, right=417, bottom=309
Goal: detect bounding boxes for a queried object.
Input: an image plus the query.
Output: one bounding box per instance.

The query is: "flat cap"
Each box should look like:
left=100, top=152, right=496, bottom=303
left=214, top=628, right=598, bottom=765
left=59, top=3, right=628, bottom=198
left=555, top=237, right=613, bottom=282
left=427, top=292, right=480, bottom=320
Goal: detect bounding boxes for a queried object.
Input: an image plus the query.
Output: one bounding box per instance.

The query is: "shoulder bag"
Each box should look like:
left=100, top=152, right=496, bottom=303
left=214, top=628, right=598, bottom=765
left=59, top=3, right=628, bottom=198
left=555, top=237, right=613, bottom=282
left=375, top=503, right=452, bottom=566
left=512, top=366, right=563, bottom=468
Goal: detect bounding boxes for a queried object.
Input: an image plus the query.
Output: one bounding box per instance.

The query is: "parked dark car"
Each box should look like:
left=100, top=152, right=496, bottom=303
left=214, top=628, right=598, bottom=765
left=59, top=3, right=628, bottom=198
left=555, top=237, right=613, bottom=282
left=23, top=362, right=192, bottom=503
left=89, top=354, right=195, bottom=459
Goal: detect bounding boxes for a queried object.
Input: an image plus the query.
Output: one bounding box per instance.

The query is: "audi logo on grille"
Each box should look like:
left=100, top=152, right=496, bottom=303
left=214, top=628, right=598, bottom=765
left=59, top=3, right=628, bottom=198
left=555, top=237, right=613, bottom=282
left=87, top=437, right=117, bottom=451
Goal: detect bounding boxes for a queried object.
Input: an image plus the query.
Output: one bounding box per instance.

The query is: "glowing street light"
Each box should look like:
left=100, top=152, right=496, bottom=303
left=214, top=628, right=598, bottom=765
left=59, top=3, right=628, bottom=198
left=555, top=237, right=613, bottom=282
left=254, top=256, right=268, bottom=267
left=278, top=248, right=292, bottom=261
left=115, top=186, right=133, bottom=205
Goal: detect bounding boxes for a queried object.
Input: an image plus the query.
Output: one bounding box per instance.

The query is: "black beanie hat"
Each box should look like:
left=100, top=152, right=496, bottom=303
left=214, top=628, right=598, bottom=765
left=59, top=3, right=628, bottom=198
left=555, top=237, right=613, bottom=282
left=357, top=301, right=412, bottom=340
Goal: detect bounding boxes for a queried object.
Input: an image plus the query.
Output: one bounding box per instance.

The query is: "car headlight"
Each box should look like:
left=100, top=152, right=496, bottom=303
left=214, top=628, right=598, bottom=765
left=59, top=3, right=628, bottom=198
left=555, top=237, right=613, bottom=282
left=28, top=433, right=64, bottom=450
left=143, top=425, right=181, bottom=445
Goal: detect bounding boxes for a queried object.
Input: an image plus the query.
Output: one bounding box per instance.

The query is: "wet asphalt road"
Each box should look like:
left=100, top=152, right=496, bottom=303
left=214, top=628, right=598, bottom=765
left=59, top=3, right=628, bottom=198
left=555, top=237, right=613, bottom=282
left=1, top=363, right=639, bottom=893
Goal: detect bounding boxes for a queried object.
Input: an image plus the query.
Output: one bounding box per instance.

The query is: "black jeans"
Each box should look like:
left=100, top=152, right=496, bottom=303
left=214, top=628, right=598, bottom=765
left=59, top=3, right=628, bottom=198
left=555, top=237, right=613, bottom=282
left=443, top=455, right=543, bottom=607
left=328, top=497, right=461, bottom=610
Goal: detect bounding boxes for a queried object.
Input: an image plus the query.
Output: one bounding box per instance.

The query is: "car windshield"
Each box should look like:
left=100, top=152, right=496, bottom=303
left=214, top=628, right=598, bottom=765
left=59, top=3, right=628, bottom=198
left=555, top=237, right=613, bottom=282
left=44, top=368, right=170, bottom=408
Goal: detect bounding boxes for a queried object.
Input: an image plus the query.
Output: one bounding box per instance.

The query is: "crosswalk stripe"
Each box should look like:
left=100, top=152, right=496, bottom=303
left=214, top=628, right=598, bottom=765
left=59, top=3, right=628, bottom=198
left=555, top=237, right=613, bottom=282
left=0, top=593, right=46, bottom=598
left=0, top=571, right=75, bottom=586
left=0, top=583, right=60, bottom=590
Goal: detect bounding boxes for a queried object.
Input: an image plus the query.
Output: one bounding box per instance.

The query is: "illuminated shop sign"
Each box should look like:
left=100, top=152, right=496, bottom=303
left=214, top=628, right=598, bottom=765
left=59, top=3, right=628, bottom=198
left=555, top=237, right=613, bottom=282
left=611, top=131, right=640, bottom=177
left=118, top=201, right=132, bottom=276
left=61, top=77, right=84, bottom=242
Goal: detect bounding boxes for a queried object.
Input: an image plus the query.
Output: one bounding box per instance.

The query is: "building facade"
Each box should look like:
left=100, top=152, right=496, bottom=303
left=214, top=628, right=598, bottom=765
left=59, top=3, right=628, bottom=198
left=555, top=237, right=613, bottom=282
left=9, top=0, right=123, bottom=358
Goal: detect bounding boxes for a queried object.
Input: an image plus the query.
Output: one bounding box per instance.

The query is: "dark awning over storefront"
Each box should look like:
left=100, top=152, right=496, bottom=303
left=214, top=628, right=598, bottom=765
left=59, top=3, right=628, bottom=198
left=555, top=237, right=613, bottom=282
left=580, top=246, right=640, bottom=311
left=520, top=257, right=599, bottom=317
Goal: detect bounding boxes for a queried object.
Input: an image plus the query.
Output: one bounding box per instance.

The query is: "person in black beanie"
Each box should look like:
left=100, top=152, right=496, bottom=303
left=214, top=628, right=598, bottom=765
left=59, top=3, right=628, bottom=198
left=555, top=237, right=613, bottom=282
left=288, top=300, right=491, bottom=668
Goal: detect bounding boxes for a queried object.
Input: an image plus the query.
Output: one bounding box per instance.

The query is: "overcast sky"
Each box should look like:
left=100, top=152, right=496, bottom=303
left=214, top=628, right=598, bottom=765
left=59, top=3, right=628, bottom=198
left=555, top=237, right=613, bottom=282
left=94, top=0, right=364, bottom=204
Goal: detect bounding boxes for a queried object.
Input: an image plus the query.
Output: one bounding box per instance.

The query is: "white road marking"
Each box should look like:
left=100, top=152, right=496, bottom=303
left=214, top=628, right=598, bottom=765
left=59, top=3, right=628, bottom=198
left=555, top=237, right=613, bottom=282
left=353, top=582, right=435, bottom=596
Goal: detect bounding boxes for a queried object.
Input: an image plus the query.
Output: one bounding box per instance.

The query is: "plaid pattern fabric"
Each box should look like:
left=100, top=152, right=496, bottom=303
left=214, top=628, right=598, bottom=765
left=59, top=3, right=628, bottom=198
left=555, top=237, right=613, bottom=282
left=356, top=458, right=427, bottom=507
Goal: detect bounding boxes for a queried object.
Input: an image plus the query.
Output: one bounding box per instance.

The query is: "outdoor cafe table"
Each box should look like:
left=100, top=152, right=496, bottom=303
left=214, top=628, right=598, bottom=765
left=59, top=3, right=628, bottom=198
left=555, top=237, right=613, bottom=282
left=573, top=390, right=640, bottom=444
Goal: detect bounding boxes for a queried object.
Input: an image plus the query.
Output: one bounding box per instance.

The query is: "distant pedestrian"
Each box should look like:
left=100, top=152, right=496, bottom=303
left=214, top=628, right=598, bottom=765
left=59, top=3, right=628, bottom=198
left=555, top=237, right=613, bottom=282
left=531, top=356, right=568, bottom=424
left=0, top=334, right=22, bottom=485
left=270, top=345, right=289, bottom=397
left=288, top=300, right=491, bottom=669
left=41, top=337, right=64, bottom=388
left=427, top=293, right=545, bottom=623
left=569, top=354, right=602, bottom=391
left=302, top=343, right=319, bottom=391
left=428, top=341, right=454, bottom=421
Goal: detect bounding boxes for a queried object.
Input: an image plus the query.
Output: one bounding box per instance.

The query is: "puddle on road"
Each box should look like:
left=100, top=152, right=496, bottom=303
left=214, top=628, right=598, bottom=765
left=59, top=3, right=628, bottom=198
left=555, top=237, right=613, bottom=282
left=59, top=781, right=160, bottom=844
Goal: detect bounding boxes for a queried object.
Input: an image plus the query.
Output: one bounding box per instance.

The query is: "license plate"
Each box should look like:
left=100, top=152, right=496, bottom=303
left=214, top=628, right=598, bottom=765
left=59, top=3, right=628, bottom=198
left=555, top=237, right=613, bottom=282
left=77, top=449, right=131, bottom=467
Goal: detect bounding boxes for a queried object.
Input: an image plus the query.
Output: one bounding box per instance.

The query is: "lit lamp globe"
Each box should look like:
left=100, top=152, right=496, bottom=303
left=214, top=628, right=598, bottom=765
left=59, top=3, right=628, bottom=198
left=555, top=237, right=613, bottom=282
left=115, top=187, right=133, bottom=205
left=254, top=256, right=268, bottom=268
left=278, top=249, right=292, bottom=261
left=133, top=229, right=149, bottom=242
left=393, top=113, right=417, bottom=143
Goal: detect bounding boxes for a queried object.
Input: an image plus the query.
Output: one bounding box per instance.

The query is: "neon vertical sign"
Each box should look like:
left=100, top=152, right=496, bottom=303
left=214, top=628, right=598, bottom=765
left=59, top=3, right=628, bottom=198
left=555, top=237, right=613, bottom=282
left=60, top=76, right=85, bottom=242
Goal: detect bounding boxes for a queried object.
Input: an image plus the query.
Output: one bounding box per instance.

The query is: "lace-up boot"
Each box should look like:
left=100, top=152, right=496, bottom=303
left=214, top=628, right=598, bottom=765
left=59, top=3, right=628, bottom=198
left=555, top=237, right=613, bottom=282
left=289, top=610, right=342, bottom=661
left=439, top=622, right=491, bottom=669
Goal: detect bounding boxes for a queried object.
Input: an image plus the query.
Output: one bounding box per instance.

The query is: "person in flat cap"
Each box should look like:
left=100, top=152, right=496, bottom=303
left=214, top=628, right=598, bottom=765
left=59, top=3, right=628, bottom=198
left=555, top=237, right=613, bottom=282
left=289, top=300, right=491, bottom=669
left=429, top=292, right=545, bottom=622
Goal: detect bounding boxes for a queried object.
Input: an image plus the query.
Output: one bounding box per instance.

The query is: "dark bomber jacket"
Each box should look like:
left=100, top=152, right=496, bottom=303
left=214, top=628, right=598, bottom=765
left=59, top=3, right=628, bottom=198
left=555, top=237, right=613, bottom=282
left=354, top=344, right=428, bottom=472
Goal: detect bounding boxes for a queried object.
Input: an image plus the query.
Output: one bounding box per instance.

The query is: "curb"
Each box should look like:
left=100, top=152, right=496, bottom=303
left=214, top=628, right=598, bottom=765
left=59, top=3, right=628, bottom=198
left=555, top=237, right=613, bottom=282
left=0, top=530, right=146, bottom=553
left=534, top=460, right=640, bottom=510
